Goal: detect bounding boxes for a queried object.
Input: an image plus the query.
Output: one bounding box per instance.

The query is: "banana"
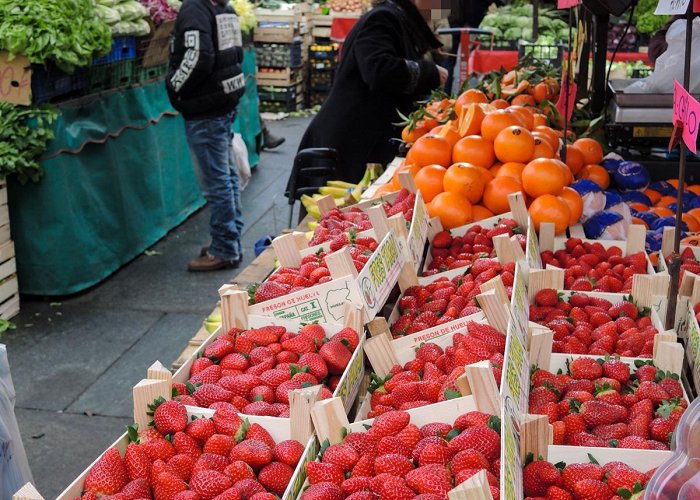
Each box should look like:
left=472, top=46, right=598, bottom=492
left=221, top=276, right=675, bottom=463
left=319, top=186, right=349, bottom=198
left=307, top=221, right=319, bottom=231
left=327, top=180, right=357, bottom=189
left=305, top=230, right=314, bottom=240
left=306, top=204, right=321, bottom=219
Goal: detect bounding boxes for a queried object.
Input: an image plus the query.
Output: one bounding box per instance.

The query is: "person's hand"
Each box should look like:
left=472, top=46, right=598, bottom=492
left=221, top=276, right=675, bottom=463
left=437, top=66, right=448, bottom=87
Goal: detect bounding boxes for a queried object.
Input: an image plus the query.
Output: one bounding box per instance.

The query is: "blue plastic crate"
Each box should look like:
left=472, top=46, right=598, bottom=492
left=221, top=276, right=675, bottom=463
left=31, top=64, right=87, bottom=103
left=93, top=37, right=137, bottom=65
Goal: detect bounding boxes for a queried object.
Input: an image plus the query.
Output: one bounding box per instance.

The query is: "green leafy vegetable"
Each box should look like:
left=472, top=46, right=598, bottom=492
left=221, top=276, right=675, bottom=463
left=0, top=0, right=112, bottom=72
left=0, top=103, right=57, bottom=183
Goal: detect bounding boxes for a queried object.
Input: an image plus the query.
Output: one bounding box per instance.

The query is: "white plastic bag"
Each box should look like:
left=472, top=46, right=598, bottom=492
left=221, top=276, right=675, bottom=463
left=626, top=18, right=700, bottom=94
left=232, top=134, right=251, bottom=191
left=0, top=345, right=34, bottom=498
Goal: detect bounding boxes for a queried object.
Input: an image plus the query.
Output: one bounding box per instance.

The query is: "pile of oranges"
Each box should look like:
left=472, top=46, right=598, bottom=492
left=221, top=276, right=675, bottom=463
left=375, top=89, right=610, bottom=234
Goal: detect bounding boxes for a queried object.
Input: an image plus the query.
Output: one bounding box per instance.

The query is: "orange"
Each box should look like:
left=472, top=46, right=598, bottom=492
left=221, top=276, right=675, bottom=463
left=688, top=208, right=700, bottom=223
left=529, top=194, right=571, bottom=235
left=483, top=177, right=523, bottom=215
left=573, top=138, right=604, bottom=165
left=631, top=216, right=649, bottom=229
left=496, top=162, right=526, bottom=181
left=372, top=183, right=397, bottom=198
left=628, top=202, right=650, bottom=212
left=472, top=204, right=495, bottom=221
left=494, top=126, right=535, bottom=163
left=667, top=179, right=682, bottom=188
left=532, top=131, right=558, bottom=153
left=429, top=191, right=473, bottom=229
left=491, top=99, right=509, bottom=109
left=489, top=164, right=502, bottom=177
left=511, top=94, right=536, bottom=107
left=480, top=110, right=522, bottom=142
left=401, top=125, right=430, bottom=144
left=534, top=126, right=560, bottom=150
left=443, top=163, right=488, bottom=204
left=576, top=164, right=610, bottom=189
left=650, top=206, right=674, bottom=217
left=531, top=82, right=549, bottom=104
left=688, top=185, right=700, bottom=196
left=532, top=137, right=556, bottom=159
left=430, top=124, right=461, bottom=149
left=508, top=105, right=534, bottom=130
left=564, top=145, right=585, bottom=175
left=410, top=134, right=452, bottom=168
left=533, top=113, right=548, bottom=127
left=456, top=89, right=488, bottom=108
left=644, top=188, right=662, bottom=205
left=521, top=158, right=568, bottom=198
left=683, top=213, right=700, bottom=232
left=414, top=164, right=447, bottom=202
left=459, top=103, right=487, bottom=137
left=557, top=187, right=583, bottom=226
left=452, top=135, right=496, bottom=169
left=391, top=163, right=421, bottom=189
left=656, top=195, right=677, bottom=207
left=476, top=165, right=494, bottom=185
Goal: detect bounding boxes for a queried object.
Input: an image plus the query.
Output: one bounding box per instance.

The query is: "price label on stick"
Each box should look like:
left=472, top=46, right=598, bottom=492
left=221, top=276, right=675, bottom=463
left=558, top=0, right=580, bottom=8
left=655, top=0, right=691, bottom=15
left=556, top=75, right=577, bottom=122
left=672, top=80, right=700, bottom=154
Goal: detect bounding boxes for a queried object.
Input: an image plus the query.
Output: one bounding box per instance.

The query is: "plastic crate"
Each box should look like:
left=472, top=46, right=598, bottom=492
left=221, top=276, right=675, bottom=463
left=309, top=43, right=338, bottom=60
left=309, top=59, right=335, bottom=70
left=85, top=60, right=134, bottom=94
left=255, top=39, right=303, bottom=68
left=31, top=64, right=87, bottom=103
left=309, top=70, right=333, bottom=91
left=93, top=37, right=137, bottom=65
left=257, top=83, right=300, bottom=102
left=631, top=67, right=653, bottom=78
left=518, top=42, right=563, bottom=68
left=136, top=63, right=168, bottom=83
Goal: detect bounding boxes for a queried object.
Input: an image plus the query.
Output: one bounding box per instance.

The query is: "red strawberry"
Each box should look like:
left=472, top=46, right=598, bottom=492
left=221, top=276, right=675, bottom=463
left=320, top=340, right=352, bottom=375
left=606, top=465, right=646, bottom=492
left=569, top=357, right=603, bottom=380
left=367, top=411, right=410, bottom=439
left=84, top=448, right=129, bottom=496
left=193, top=384, right=233, bottom=407
left=300, top=482, right=344, bottom=500
left=635, top=381, right=670, bottom=404
left=306, top=461, right=345, bottom=486
left=272, top=439, right=305, bottom=467
left=228, top=440, right=272, bottom=470
left=432, top=231, right=453, bottom=248
left=561, top=462, right=605, bottom=490
left=523, top=460, right=563, bottom=497
left=281, top=334, right=317, bottom=355
left=323, top=443, right=360, bottom=472
left=373, top=453, right=414, bottom=476
left=331, top=327, right=360, bottom=351
left=153, top=471, right=188, bottom=500
left=467, top=321, right=507, bottom=353
left=121, top=478, right=151, bottom=499
left=298, top=352, right=329, bottom=381
left=535, top=289, right=560, bottom=307
left=405, top=464, right=453, bottom=496
left=190, top=470, right=232, bottom=498
left=580, top=400, right=627, bottom=426
left=250, top=281, right=289, bottom=304
left=446, top=421, right=500, bottom=460
left=258, top=461, right=294, bottom=496
left=602, top=359, right=630, bottom=383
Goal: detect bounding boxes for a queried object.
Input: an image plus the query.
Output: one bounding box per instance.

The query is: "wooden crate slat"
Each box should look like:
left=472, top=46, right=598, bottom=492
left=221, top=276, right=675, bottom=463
left=0, top=205, right=10, bottom=228
left=0, top=225, right=10, bottom=246
left=0, top=275, right=18, bottom=307
left=0, top=185, right=7, bottom=206
left=0, top=258, right=16, bottom=283
left=0, top=241, right=15, bottom=265
left=0, top=294, right=19, bottom=320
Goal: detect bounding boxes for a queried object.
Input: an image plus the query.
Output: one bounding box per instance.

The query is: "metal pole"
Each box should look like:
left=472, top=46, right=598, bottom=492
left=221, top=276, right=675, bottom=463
left=665, top=1, right=694, bottom=329
left=591, top=12, right=609, bottom=114
left=533, top=0, right=539, bottom=40
left=561, top=7, right=574, bottom=163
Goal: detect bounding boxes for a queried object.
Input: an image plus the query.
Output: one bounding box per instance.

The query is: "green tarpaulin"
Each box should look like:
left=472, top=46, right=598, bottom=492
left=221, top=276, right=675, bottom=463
left=8, top=49, right=261, bottom=296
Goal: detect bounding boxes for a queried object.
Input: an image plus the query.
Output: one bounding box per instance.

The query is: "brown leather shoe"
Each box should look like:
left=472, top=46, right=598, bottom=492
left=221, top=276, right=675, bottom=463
left=187, top=254, right=240, bottom=272
left=200, top=245, right=209, bottom=257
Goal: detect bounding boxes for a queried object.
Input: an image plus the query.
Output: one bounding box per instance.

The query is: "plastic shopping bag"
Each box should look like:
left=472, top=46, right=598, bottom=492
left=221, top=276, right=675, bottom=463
left=232, top=134, right=251, bottom=191
left=626, top=18, right=700, bottom=94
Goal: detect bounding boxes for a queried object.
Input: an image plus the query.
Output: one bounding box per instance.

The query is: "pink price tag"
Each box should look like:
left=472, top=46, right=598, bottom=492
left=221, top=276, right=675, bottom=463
left=673, top=80, right=700, bottom=154
left=558, top=0, right=580, bottom=8
left=556, top=78, right=577, bottom=122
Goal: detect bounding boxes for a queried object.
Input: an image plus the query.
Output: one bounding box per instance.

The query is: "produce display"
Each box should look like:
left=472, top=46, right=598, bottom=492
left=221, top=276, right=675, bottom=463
left=530, top=290, right=659, bottom=357
left=369, top=322, right=504, bottom=414
left=176, top=323, right=360, bottom=415
left=0, top=104, right=57, bottom=183
left=530, top=357, right=687, bottom=449
left=389, top=263, right=514, bottom=338
left=479, top=3, right=573, bottom=46
left=77, top=400, right=306, bottom=498
left=328, top=0, right=368, bottom=13
left=256, top=42, right=303, bottom=69
left=95, top=0, right=151, bottom=37
left=302, top=409, right=502, bottom=499
left=0, top=0, right=112, bottom=72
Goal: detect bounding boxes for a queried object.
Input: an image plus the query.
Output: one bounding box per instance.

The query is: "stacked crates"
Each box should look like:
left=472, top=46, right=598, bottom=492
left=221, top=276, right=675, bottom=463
left=254, top=7, right=306, bottom=112
left=307, top=43, right=338, bottom=107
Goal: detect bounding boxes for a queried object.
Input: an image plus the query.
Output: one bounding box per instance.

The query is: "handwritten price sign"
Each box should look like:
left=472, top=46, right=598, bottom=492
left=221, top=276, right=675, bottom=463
left=655, top=0, right=690, bottom=14
left=673, top=80, right=700, bottom=154
left=557, top=0, right=580, bottom=8
left=0, top=52, right=31, bottom=106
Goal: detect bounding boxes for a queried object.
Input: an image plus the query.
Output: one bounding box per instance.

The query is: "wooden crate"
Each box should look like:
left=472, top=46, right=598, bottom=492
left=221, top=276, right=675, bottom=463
left=254, top=26, right=298, bottom=43
left=256, top=68, right=303, bottom=86
left=0, top=182, right=19, bottom=321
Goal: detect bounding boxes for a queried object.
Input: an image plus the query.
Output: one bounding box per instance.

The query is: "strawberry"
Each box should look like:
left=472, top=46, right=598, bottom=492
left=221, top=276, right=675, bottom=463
left=124, top=441, right=151, bottom=483
left=602, top=359, right=630, bottom=383
left=417, top=441, right=452, bottom=466
left=322, top=443, right=360, bottom=472
left=320, top=340, right=352, bottom=374
left=367, top=411, right=410, bottom=439
left=121, top=478, right=151, bottom=499
left=580, top=400, right=627, bottom=426
left=635, top=381, right=670, bottom=404
left=258, top=462, right=294, bottom=496
left=535, top=289, right=560, bottom=307
left=373, top=453, right=414, bottom=476
left=561, top=462, right=605, bottom=491
left=299, top=482, right=344, bottom=500
left=281, top=334, right=317, bottom=355
left=523, top=460, right=563, bottom=497
left=606, top=465, right=646, bottom=492
left=173, top=431, right=203, bottom=458
left=635, top=364, right=657, bottom=383
left=190, top=364, right=222, bottom=385
left=447, top=420, right=501, bottom=460
left=228, top=440, right=272, bottom=470
left=153, top=471, right=188, bottom=500
left=230, top=478, right=267, bottom=498
left=571, top=479, right=614, bottom=499
left=467, top=321, right=507, bottom=353
left=245, top=328, right=280, bottom=346
left=306, top=461, right=345, bottom=486
left=272, top=439, right=305, bottom=467
left=250, top=281, right=290, bottom=304
left=331, top=327, right=360, bottom=351
left=149, top=399, right=188, bottom=435
left=569, top=357, right=603, bottom=380
left=405, top=464, right=453, bottom=496
left=83, top=448, right=129, bottom=496
left=190, top=470, right=232, bottom=498
left=546, top=485, right=574, bottom=500
left=193, top=384, right=233, bottom=407
left=223, top=460, right=255, bottom=483
left=297, top=352, right=329, bottom=381
left=432, top=231, right=452, bottom=248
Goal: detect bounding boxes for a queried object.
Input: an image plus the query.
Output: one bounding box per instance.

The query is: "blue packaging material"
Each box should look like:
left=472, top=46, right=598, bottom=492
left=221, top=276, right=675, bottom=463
left=583, top=211, right=625, bottom=240
left=649, top=181, right=678, bottom=196
left=652, top=216, right=688, bottom=232
left=601, top=157, right=622, bottom=173
left=620, top=190, right=652, bottom=206
left=646, top=230, right=664, bottom=252
left=635, top=211, right=660, bottom=227
left=254, top=236, right=274, bottom=257
left=614, top=161, right=651, bottom=191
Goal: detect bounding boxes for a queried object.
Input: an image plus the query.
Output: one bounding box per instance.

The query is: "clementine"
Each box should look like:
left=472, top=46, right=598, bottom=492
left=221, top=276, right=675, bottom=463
left=414, top=164, right=447, bottom=202
left=529, top=194, right=571, bottom=234
left=628, top=202, right=650, bottom=212
left=508, top=105, right=535, bottom=130
left=472, top=204, right=495, bottom=221
left=452, top=135, right=496, bottom=169
left=643, top=188, right=662, bottom=205
left=564, top=145, right=585, bottom=175
left=511, top=93, right=536, bottom=107
left=401, top=125, right=430, bottom=144
left=573, top=138, right=604, bottom=165
left=491, top=99, right=509, bottom=109
left=533, top=113, right=548, bottom=127
left=443, top=163, right=487, bottom=204
left=410, top=134, right=452, bottom=168
left=688, top=208, right=700, bottom=223
left=391, top=163, right=420, bottom=189
left=656, top=195, right=677, bottom=208
left=650, top=206, right=674, bottom=217
left=455, top=89, right=488, bottom=108
left=532, top=137, right=556, bottom=159
left=683, top=213, right=700, bottom=232
left=496, top=162, right=526, bottom=181
left=521, top=158, right=568, bottom=198
left=494, top=126, right=535, bottom=163
left=576, top=164, right=610, bottom=189
left=372, top=184, right=397, bottom=198
left=480, top=110, right=522, bottom=142
left=688, top=185, right=700, bottom=196
left=557, top=187, right=583, bottom=226
left=483, top=177, right=523, bottom=215
left=429, top=192, right=473, bottom=229
left=631, top=217, right=649, bottom=229
left=430, top=124, right=461, bottom=149
left=459, top=103, right=486, bottom=137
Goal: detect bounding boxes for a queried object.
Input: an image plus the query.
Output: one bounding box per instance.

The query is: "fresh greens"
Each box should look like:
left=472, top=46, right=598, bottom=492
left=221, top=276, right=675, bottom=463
left=0, top=103, right=58, bottom=183
left=479, top=3, right=574, bottom=45
left=633, top=0, right=670, bottom=35
left=0, top=0, right=112, bottom=72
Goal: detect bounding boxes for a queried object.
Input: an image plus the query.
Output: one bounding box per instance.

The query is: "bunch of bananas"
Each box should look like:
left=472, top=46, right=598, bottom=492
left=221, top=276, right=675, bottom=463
left=300, top=164, right=383, bottom=220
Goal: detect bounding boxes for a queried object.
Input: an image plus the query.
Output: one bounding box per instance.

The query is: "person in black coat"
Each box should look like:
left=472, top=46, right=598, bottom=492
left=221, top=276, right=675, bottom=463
left=290, top=0, right=447, bottom=185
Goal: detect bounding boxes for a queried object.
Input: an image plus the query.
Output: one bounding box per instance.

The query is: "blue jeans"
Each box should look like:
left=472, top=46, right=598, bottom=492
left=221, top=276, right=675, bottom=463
left=185, top=113, right=244, bottom=261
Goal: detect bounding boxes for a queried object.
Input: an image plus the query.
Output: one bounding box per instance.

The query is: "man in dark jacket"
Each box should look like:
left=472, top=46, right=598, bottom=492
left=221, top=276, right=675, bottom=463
left=290, top=0, right=447, bottom=185
left=167, top=0, right=246, bottom=271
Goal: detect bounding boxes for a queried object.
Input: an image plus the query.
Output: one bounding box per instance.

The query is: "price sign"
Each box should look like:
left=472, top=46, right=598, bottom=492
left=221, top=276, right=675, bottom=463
left=556, top=77, right=577, bottom=122
left=655, top=0, right=690, bottom=14
left=0, top=52, right=31, bottom=106
left=558, top=0, right=580, bottom=8
left=500, top=395, right=525, bottom=500
left=673, top=80, right=700, bottom=154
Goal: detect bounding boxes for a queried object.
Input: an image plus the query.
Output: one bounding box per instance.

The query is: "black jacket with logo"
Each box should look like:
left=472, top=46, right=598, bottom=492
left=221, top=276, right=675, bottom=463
left=166, top=0, right=245, bottom=120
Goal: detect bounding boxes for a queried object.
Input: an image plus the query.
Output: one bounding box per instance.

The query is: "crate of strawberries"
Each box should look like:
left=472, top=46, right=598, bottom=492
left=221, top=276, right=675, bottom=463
left=172, top=292, right=366, bottom=420
left=56, top=400, right=315, bottom=500
left=302, top=397, right=503, bottom=499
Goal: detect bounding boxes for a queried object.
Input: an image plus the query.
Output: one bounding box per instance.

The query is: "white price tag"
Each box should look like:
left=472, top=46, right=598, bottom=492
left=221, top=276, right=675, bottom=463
left=655, top=0, right=691, bottom=15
